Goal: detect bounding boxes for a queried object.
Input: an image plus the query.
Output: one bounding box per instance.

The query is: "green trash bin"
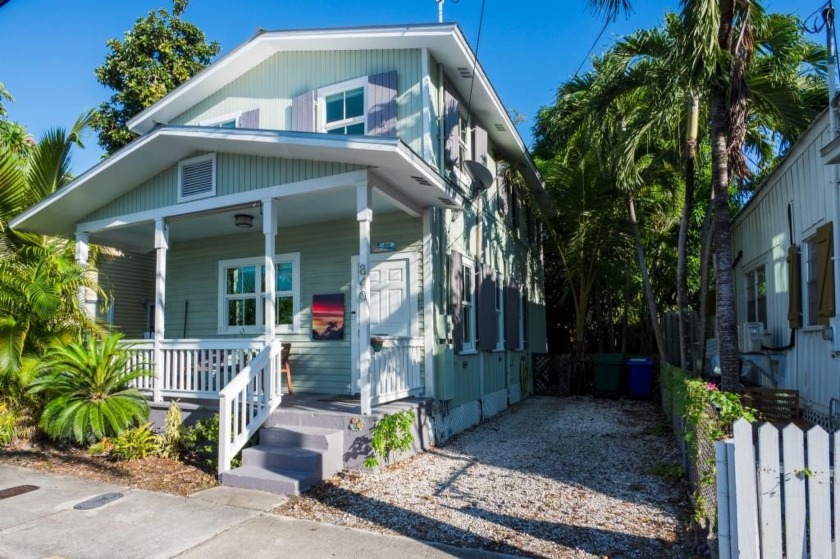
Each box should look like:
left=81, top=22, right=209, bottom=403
left=593, top=353, right=623, bottom=397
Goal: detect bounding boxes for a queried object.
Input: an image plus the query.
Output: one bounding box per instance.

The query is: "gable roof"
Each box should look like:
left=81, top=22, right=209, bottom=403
left=126, top=23, right=545, bottom=200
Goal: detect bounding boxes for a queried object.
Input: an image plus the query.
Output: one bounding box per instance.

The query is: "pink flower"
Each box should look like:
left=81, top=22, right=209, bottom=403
left=706, top=383, right=718, bottom=391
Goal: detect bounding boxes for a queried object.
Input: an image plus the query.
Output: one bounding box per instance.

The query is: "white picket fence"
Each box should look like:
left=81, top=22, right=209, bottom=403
left=716, top=418, right=837, bottom=558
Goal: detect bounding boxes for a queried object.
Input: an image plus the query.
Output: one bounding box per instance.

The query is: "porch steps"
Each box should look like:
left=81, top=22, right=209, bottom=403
left=219, top=425, right=344, bottom=495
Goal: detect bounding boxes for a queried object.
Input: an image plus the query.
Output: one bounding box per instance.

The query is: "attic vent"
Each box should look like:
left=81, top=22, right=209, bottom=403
left=412, top=175, right=433, bottom=186
left=494, top=124, right=506, bottom=132
left=178, top=154, right=216, bottom=202
left=457, top=67, right=473, bottom=78
left=438, top=197, right=458, bottom=206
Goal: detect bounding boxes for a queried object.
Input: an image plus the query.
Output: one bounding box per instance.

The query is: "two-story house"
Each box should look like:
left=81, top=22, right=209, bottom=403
left=11, top=23, right=548, bottom=493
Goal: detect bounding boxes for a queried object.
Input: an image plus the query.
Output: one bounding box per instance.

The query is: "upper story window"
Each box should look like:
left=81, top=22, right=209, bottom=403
left=745, top=265, right=767, bottom=325
left=461, top=258, right=477, bottom=353
left=200, top=109, right=259, bottom=130
left=318, top=77, right=368, bottom=136
left=495, top=274, right=505, bottom=351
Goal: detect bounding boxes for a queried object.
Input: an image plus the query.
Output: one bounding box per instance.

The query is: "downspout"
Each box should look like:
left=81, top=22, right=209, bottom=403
left=827, top=6, right=840, bottom=352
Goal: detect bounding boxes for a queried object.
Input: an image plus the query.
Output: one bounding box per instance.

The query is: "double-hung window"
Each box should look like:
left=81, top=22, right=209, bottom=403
left=318, top=77, right=367, bottom=136
left=745, top=265, right=767, bottom=325
left=805, top=237, right=819, bottom=326
left=461, top=259, right=477, bottom=352
left=495, top=275, right=505, bottom=351
left=219, top=253, right=300, bottom=334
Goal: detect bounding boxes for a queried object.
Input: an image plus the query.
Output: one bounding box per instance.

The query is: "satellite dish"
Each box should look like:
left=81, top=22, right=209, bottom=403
left=464, top=160, right=494, bottom=191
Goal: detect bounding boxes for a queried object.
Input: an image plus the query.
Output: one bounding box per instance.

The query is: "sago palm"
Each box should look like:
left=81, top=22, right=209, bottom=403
left=29, top=333, right=151, bottom=444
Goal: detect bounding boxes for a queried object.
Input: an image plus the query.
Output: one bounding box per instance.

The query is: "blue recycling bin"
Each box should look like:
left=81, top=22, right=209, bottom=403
left=626, top=357, right=655, bottom=399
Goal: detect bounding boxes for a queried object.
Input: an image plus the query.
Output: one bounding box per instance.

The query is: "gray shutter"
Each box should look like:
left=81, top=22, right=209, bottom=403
left=497, top=162, right=509, bottom=216
left=473, top=125, right=488, bottom=165
left=444, top=89, right=460, bottom=168
left=292, top=90, right=315, bottom=132
left=787, top=245, right=801, bottom=329
left=449, top=251, right=463, bottom=353
left=239, top=108, right=260, bottom=128
left=367, top=71, right=398, bottom=136
left=817, top=222, right=835, bottom=325
left=505, top=278, right=520, bottom=349
left=478, top=264, right=497, bottom=352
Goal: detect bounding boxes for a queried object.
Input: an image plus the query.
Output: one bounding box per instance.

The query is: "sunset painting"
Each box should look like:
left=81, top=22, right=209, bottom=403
left=312, top=294, right=345, bottom=340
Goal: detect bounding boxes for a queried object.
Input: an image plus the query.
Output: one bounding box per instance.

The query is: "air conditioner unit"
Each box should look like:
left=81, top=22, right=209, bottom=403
left=738, top=322, right=770, bottom=353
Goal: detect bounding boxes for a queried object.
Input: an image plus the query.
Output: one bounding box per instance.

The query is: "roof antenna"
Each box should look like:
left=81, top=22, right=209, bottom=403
left=436, top=0, right=444, bottom=23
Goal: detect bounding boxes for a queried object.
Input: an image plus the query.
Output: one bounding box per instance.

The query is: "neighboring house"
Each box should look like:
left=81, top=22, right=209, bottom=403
left=10, top=24, right=548, bottom=488
left=731, top=105, right=840, bottom=428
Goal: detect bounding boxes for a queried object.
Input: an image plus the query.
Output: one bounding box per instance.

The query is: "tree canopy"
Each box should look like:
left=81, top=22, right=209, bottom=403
left=93, top=0, right=220, bottom=154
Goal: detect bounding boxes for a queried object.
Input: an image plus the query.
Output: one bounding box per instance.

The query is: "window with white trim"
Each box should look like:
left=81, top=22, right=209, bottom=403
left=495, top=275, right=505, bottom=351
left=318, top=76, right=367, bottom=136
left=805, top=237, right=819, bottom=326
left=218, top=253, right=300, bottom=334
left=461, top=259, right=477, bottom=352
left=202, top=111, right=242, bottom=128
left=745, top=265, right=767, bottom=324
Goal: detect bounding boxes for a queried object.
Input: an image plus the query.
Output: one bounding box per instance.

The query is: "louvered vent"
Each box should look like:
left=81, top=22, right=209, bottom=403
left=179, top=155, right=215, bottom=201
left=494, top=124, right=506, bottom=132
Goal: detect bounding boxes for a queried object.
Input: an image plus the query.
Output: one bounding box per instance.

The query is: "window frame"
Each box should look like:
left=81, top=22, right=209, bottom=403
left=745, top=264, right=768, bottom=326
left=518, top=289, right=526, bottom=350
left=805, top=236, right=820, bottom=326
left=317, top=76, right=368, bottom=136
left=217, top=252, right=301, bottom=335
left=460, top=257, right=477, bottom=353
left=177, top=152, right=217, bottom=203
left=494, top=273, right=505, bottom=351
left=201, top=111, right=244, bottom=128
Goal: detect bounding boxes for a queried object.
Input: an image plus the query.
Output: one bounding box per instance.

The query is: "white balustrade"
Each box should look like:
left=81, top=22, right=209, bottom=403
left=369, top=336, right=424, bottom=406
left=218, top=339, right=283, bottom=473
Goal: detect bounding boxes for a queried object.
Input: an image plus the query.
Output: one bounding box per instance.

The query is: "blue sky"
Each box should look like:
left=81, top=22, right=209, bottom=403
left=0, top=0, right=820, bottom=174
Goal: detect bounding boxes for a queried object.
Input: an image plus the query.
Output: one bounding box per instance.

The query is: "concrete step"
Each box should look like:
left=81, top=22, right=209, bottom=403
left=240, top=445, right=323, bottom=474
left=259, top=425, right=343, bottom=451
left=219, top=465, right=317, bottom=496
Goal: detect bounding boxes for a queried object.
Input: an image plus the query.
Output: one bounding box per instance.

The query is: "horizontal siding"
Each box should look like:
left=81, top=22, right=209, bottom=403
left=733, top=111, right=840, bottom=414
left=171, top=49, right=425, bottom=154
left=98, top=251, right=156, bottom=338
left=84, top=155, right=363, bottom=222
left=484, top=352, right=507, bottom=394
left=162, top=211, right=421, bottom=395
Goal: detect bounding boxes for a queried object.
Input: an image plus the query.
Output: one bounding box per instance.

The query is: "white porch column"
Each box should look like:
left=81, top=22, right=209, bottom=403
left=153, top=218, right=168, bottom=403
left=74, top=232, right=92, bottom=316
left=422, top=208, right=436, bottom=398
left=263, top=198, right=277, bottom=342
left=357, top=181, right=373, bottom=415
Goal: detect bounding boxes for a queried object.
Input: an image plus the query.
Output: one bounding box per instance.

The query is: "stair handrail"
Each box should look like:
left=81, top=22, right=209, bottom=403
left=218, top=339, right=283, bottom=474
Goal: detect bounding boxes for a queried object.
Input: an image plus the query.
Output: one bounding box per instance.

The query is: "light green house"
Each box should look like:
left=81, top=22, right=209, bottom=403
left=11, top=23, right=548, bottom=490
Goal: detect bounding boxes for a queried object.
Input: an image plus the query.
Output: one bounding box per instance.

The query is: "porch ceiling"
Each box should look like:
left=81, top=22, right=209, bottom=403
left=11, top=127, right=447, bottom=238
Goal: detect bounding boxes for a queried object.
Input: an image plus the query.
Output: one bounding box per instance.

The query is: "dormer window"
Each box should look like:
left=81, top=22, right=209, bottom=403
left=201, top=109, right=259, bottom=129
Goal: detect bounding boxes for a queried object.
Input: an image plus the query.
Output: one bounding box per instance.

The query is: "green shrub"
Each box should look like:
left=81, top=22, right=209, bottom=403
left=0, top=402, right=17, bottom=447
left=87, top=438, right=113, bottom=455
left=28, top=333, right=151, bottom=444
left=182, top=414, right=241, bottom=470
left=364, top=410, right=415, bottom=469
left=159, top=402, right=183, bottom=459
left=111, top=423, right=160, bottom=460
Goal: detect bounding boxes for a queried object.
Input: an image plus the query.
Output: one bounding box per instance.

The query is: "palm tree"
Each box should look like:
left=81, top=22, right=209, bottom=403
left=584, top=1, right=825, bottom=388
left=29, top=333, right=150, bottom=444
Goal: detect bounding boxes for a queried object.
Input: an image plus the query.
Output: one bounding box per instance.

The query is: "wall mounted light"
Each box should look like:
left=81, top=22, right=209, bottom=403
left=234, top=214, right=253, bottom=229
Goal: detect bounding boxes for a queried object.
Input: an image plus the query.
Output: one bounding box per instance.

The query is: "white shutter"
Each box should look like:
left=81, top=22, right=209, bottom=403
left=178, top=154, right=216, bottom=202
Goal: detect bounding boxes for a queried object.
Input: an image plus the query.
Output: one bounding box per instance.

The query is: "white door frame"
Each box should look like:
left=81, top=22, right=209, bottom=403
left=350, top=250, right=419, bottom=394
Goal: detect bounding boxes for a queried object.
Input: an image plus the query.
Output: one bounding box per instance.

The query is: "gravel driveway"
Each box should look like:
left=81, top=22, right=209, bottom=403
left=274, top=396, right=696, bottom=558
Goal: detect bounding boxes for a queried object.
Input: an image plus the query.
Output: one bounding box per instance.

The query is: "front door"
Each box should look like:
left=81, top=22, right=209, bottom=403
left=350, top=252, right=416, bottom=393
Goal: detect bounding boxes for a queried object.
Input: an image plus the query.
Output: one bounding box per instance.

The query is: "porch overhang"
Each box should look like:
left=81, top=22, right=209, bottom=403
left=10, top=127, right=449, bottom=237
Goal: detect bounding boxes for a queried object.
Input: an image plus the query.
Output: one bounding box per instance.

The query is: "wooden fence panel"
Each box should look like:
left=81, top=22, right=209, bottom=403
left=806, top=427, right=831, bottom=558
left=782, top=424, right=806, bottom=559
left=756, top=424, right=782, bottom=558
left=733, top=419, right=760, bottom=558
left=834, top=432, right=840, bottom=559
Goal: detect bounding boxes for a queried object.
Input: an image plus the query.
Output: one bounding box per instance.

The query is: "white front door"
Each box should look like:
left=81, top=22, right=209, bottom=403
left=350, top=252, right=417, bottom=393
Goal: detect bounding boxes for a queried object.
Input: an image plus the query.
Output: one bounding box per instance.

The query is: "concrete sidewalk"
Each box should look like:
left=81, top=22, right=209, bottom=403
left=0, top=465, right=514, bottom=559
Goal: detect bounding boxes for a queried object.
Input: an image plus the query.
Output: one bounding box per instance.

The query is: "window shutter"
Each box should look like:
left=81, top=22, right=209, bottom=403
left=817, top=222, right=835, bottom=325
left=239, top=108, right=260, bottom=128
left=367, top=71, right=398, bottom=137
left=449, top=251, right=463, bottom=353
left=478, top=264, right=496, bottom=352
left=497, top=162, right=509, bottom=217
left=523, top=288, right=529, bottom=350
left=787, top=244, right=802, bottom=329
left=292, top=90, right=315, bottom=132
left=505, top=278, right=520, bottom=349
left=473, top=125, right=488, bottom=166
left=444, top=89, right=460, bottom=168
left=179, top=156, right=215, bottom=200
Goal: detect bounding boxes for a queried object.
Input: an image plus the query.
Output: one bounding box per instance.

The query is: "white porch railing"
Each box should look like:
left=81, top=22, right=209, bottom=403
left=218, top=339, right=283, bottom=473
left=123, top=339, right=263, bottom=398
left=370, top=336, right=423, bottom=406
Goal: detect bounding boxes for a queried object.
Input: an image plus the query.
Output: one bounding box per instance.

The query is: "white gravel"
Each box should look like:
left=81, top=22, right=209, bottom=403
left=274, top=396, right=697, bottom=558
